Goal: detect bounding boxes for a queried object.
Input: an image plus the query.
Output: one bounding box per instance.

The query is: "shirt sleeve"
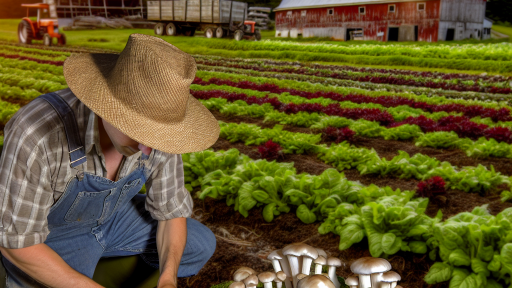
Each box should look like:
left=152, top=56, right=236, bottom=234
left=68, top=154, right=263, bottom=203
left=145, top=152, right=193, bottom=220
left=0, top=116, right=54, bottom=249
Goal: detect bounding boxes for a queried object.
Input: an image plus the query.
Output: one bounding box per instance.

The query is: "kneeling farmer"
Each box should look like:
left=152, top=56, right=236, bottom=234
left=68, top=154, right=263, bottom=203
left=0, top=33, right=219, bottom=288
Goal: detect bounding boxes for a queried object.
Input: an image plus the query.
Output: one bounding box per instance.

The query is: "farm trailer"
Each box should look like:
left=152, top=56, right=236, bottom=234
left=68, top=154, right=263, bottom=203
left=147, top=0, right=261, bottom=40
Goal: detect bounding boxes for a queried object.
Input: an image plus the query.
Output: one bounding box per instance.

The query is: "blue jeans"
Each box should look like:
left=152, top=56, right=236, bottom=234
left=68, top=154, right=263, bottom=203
left=3, top=154, right=216, bottom=287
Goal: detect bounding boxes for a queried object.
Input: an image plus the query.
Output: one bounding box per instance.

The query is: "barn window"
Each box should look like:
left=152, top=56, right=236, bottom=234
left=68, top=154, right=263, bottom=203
left=327, top=8, right=334, bottom=15
left=359, top=6, right=366, bottom=15
left=301, top=10, right=307, bottom=17
left=417, top=3, right=425, bottom=11
left=388, top=4, right=395, bottom=12
left=287, top=11, right=293, bottom=18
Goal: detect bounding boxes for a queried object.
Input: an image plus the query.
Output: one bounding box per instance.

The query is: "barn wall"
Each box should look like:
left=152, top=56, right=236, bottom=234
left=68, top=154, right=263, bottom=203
left=275, top=0, right=440, bottom=42
left=437, top=0, right=485, bottom=40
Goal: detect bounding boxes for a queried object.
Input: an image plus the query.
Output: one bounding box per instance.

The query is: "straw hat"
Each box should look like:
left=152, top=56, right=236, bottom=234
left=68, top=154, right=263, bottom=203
left=63, top=33, right=219, bottom=154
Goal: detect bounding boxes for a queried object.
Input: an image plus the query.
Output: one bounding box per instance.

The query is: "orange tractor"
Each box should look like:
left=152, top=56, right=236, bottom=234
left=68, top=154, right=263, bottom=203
left=18, top=3, right=66, bottom=46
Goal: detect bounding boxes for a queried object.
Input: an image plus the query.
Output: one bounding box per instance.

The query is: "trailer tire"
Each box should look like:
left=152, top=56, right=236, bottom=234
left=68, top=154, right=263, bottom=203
left=154, top=23, right=165, bottom=36
left=216, top=27, right=224, bottom=38
left=205, top=28, right=214, bottom=38
left=165, top=23, right=177, bottom=36
left=234, top=29, right=244, bottom=41
left=255, top=29, right=261, bottom=41
left=18, top=20, right=33, bottom=44
left=43, top=33, right=52, bottom=46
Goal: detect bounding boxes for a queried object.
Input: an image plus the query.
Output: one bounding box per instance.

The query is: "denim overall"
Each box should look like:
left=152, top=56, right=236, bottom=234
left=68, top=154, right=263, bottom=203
left=2, top=92, right=216, bottom=287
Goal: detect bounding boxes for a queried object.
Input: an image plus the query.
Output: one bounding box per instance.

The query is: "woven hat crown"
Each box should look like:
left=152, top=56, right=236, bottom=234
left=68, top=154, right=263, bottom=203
left=108, top=33, right=197, bottom=123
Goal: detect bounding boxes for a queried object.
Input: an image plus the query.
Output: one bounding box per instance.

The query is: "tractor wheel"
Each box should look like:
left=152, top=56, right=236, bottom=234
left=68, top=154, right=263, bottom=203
left=165, top=23, right=177, bottom=36
left=18, top=20, right=33, bottom=44
left=215, top=27, right=224, bottom=38
left=205, top=28, right=214, bottom=39
left=255, top=29, right=262, bottom=41
left=234, top=29, right=244, bottom=41
left=183, top=27, right=196, bottom=37
left=43, top=33, right=52, bottom=46
left=154, top=23, right=165, bottom=36
left=58, top=33, right=66, bottom=45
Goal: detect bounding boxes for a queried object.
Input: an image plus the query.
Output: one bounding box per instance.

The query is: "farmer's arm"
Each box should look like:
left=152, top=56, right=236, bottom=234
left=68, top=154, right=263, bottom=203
left=144, top=153, right=193, bottom=288
left=0, top=109, right=103, bottom=288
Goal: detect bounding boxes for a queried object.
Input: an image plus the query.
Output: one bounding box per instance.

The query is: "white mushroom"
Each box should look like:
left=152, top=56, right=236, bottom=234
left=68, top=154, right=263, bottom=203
left=233, top=267, right=256, bottom=282
left=314, top=256, right=327, bottom=275
left=297, top=273, right=309, bottom=281
left=275, top=271, right=287, bottom=288
left=243, top=274, right=259, bottom=288
left=258, top=272, right=276, bottom=288
left=327, top=257, right=342, bottom=288
left=350, top=257, right=392, bottom=288
left=316, top=248, right=328, bottom=259
left=380, top=271, right=401, bottom=288
left=297, top=274, right=336, bottom=288
left=269, top=250, right=293, bottom=288
left=345, top=276, right=359, bottom=288
left=283, top=243, right=319, bottom=288
left=228, top=282, right=245, bottom=288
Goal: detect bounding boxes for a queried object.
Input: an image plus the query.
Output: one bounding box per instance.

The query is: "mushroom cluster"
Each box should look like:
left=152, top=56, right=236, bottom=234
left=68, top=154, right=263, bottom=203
left=345, top=257, right=403, bottom=288
left=229, top=243, right=342, bottom=288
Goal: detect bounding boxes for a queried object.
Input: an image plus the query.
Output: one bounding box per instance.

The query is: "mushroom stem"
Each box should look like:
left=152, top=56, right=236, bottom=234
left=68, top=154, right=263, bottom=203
left=380, top=283, right=391, bottom=288
left=271, top=259, right=282, bottom=272
left=263, top=282, right=272, bottom=288
left=328, top=266, right=341, bottom=288
left=315, top=263, right=323, bottom=275
left=371, top=273, right=383, bottom=287
left=277, top=258, right=293, bottom=288
left=302, top=257, right=314, bottom=275
left=391, top=282, right=397, bottom=288
left=358, top=274, right=372, bottom=288
left=276, top=282, right=283, bottom=288
left=287, top=255, right=300, bottom=288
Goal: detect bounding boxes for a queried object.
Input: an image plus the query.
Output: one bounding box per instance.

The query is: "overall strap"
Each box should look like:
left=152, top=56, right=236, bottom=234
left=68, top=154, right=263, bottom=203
left=39, top=92, right=87, bottom=169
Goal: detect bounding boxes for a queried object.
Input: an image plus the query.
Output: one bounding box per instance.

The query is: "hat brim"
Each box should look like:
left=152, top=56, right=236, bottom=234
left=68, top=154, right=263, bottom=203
left=63, top=53, right=220, bottom=154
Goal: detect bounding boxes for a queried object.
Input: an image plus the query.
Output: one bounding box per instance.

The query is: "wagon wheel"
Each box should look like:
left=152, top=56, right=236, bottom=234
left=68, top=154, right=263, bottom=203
left=215, top=27, right=224, bottom=38
left=165, top=23, right=177, bottom=36
left=43, top=33, right=52, bottom=46
left=234, top=29, right=244, bottom=41
left=18, top=20, right=33, bottom=44
left=254, top=29, right=261, bottom=41
left=205, top=27, right=214, bottom=39
left=58, top=33, right=66, bottom=45
left=154, top=23, right=165, bottom=36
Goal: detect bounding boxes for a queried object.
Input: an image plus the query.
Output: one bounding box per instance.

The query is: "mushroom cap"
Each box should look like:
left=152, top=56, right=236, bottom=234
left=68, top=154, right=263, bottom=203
left=297, top=273, right=308, bottom=281
left=228, top=282, right=245, bottom=288
left=258, top=272, right=276, bottom=283
left=344, top=276, right=359, bottom=285
left=327, top=257, right=342, bottom=267
left=316, top=248, right=328, bottom=258
left=243, top=274, right=259, bottom=286
left=235, top=267, right=257, bottom=275
left=381, top=271, right=401, bottom=282
left=233, top=270, right=252, bottom=282
left=283, top=243, right=319, bottom=259
left=350, top=257, right=391, bottom=275
left=314, top=256, right=327, bottom=265
left=268, top=250, right=283, bottom=260
left=276, top=271, right=287, bottom=282
left=297, top=275, right=336, bottom=288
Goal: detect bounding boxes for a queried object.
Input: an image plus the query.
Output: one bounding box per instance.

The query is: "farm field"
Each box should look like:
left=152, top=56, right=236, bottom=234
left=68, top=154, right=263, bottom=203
left=3, top=27, right=512, bottom=288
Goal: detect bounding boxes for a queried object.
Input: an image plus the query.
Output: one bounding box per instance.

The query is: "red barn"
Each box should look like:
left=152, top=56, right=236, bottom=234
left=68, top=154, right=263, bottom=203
left=273, top=0, right=486, bottom=42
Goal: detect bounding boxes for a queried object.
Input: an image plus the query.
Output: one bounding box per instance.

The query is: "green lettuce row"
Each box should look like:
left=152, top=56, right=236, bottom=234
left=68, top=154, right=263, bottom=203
left=0, top=44, right=71, bottom=57
left=196, top=70, right=512, bottom=109
left=0, top=74, right=66, bottom=96
left=0, top=66, right=66, bottom=85
left=194, top=55, right=509, bottom=88
left=0, top=83, right=41, bottom=101
left=218, top=120, right=510, bottom=193
left=0, top=49, right=67, bottom=62
left=0, top=56, right=63, bottom=76
left=192, top=83, right=460, bottom=122
left=197, top=64, right=512, bottom=103
left=199, top=97, right=512, bottom=160
left=0, top=100, right=20, bottom=125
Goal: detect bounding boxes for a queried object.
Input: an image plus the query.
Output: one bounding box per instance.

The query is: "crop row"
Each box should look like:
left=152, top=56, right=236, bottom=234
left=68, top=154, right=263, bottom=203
left=0, top=57, right=63, bottom=75
left=0, top=44, right=71, bottom=58
left=0, top=74, right=66, bottom=98
left=194, top=54, right=510, bottom=83
left=183, top=147, right=512, bottom=288
left=195, top=58, right=511, bottom=94
left=0, top=100, right=19, bottom=126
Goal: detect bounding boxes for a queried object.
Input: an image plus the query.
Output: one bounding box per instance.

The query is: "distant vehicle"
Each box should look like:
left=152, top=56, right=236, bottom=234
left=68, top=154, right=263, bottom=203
left=18, top=3, right=66, bottom=46
left=147, top=0, right=261, bottom=41
left=247, top=7, right=272, bottom=30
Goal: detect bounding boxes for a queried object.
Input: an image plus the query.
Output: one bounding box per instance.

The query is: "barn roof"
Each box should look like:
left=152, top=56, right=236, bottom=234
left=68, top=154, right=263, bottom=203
left=273, top=0, right=427, bottom=11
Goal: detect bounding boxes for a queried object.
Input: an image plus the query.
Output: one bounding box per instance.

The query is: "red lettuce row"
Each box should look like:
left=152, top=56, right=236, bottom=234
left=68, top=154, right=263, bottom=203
left=193, top=77, right=512, bottom=122
left=195, top=59, right=511, bottom=94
